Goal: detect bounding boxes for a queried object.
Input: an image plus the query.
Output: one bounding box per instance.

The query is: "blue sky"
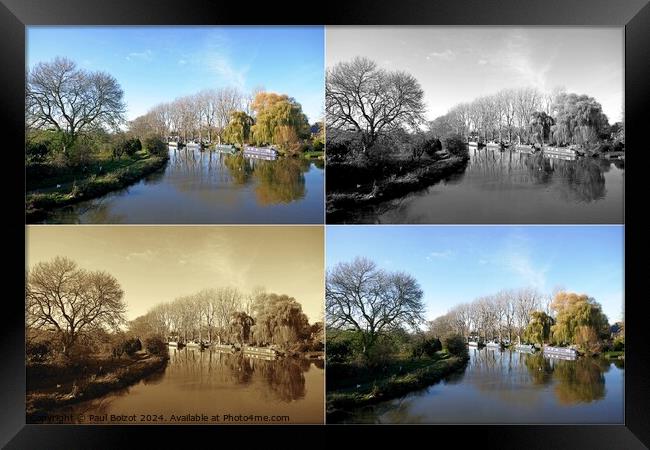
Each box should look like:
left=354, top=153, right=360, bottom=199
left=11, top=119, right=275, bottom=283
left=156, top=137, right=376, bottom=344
left=327, top=226, right=624, bottom=323
left=328, top=27, right=623, bottom=123
left=28, top=26, right=324, bottom=122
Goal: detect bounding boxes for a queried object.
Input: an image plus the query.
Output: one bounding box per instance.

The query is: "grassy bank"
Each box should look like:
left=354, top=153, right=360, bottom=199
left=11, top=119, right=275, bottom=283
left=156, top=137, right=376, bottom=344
left=602, top=351, right=625, bottom=359
left=327, top=155, right=469, bottom=222
left=302, top=150, right=324, bottom=160
left=26, top=152, right=169, bottom=222
left=27, top=352, right=168, bottom=422
left=326, top=353, right=468, bottom=423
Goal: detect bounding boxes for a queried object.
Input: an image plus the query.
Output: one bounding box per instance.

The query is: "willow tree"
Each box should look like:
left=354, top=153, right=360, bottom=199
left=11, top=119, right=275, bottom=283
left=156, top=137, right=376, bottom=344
left=250, top=293, right=310, bottom=348
left=550, top=292, right=609, bottom=352
left=26, top=256, right=126, bottom=356
left=250, top=92, right=309, bottom=147
left=529, top=111, right=555, bottom=145
left=229, top=311, right=254, bottom=345
left=26, top=57, right=126, bottom=157
left=523, top=311, right=554, bottom=346
left=223, top=111, right=253, bottom=145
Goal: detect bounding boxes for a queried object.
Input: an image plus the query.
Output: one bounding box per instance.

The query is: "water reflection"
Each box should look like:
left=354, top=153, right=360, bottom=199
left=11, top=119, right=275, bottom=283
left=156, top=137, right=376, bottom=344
left=44, top=147, right=324, bottom=224
left=48, top=347, right=324, bottom=424
left=353, top=148, right=623, bottom=224
left=352, top=348, right=623, bottom=424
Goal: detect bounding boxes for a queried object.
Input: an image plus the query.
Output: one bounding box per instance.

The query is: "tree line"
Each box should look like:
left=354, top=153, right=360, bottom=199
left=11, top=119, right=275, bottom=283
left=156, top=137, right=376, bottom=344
left=129, top=287, right=324, bottom=352
left=428, top=288, right=620, bottom=355
left=429, top=87, right=622, bottom=148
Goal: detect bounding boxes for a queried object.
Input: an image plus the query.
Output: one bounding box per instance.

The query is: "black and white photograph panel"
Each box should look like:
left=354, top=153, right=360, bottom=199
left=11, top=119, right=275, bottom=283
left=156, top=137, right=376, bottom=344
left=325, top=27, right=624, bottom=224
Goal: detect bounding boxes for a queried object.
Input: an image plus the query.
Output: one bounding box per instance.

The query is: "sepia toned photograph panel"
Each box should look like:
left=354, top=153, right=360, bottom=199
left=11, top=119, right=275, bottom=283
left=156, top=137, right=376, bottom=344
left=326, top=225, right=624, bottom=424
left=325, top=27, right=624, bottom=224
left=25, top=225, right=324, bottom=424
left=26, top=26, right=325, bottom=224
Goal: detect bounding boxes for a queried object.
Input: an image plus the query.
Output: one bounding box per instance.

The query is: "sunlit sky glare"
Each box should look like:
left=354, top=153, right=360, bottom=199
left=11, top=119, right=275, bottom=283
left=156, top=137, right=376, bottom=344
left=327, top=226, right=624, bottom=324
left=27, top=26, right=324, bottom=123
left=27, top=226, right=324, bottom=323
left=326, top=27, right=624, bottom=123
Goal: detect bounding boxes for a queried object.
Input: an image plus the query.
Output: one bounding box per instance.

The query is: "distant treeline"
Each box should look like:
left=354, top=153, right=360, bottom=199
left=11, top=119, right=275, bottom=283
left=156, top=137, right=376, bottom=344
left=130, top=288, right=324, bottom=352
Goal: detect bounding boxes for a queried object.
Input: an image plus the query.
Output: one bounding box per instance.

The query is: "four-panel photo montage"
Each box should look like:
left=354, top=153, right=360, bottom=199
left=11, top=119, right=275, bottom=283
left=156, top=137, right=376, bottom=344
left=25, top=26, right=624, bottom=425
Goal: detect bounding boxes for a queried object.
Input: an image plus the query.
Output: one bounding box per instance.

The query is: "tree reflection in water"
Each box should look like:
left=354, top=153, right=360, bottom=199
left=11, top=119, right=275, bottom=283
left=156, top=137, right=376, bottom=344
left=223, top=155, right=309, bottom=204
left=168, top=347, right=309, bottom=403
left=551, top=357, right=608, bottom=405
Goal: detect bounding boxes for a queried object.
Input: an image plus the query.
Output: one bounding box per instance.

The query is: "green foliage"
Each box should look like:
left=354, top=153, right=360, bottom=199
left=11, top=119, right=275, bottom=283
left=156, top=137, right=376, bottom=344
left=312, top=138, right=324, bottom=153
left=144, top=136, right=167, bottom=157
left=224, top=111, right=253, bottom=145
left=113, top=137, right=142, bottom=159
left=524, top=311, right=554, bottom=346
left=327, top=339, right=354, bottom=363
left=443, top=334, right=468, bottom=357
left=411, top=337, right=442, bottom=358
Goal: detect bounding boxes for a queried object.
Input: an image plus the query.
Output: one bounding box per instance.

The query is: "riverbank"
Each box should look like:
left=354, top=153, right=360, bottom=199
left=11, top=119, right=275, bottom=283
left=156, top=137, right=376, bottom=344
left=26, top=152, right=169, bottom=222
left=326, top=155, right=469, bottom=223
left=27, top=353, right=168, bottom=423
left=326, top=353, right=468, bottom=423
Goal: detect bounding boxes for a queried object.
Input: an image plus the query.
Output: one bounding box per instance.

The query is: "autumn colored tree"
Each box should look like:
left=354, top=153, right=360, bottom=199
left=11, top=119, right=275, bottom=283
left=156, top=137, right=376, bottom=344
left=250, top=92, right=309, bottom=147
left=550, top=292, right=609, bottom=353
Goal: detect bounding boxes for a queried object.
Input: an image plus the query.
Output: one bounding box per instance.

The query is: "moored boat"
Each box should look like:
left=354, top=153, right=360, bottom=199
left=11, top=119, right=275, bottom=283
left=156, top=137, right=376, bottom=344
left=543, top=345, right=578, bottom=360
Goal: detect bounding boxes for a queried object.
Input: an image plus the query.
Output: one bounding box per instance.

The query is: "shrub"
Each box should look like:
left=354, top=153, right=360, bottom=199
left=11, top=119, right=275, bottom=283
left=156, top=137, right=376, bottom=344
left=144, top=336, right=168, bottom=357
left=113, top=337, right=142, bottom=358
left=423, top=137, right=443, bottom=158
left=144, top=136, right=168, bottom=157
left=26, top=141, right=51, bottom=163
left=443, top=334, right=468, bottom=358
left=312, top=139, right=324, bottom=153
left=26, top=340, right=53, bottom=362
left=444, top=135, right=468, bottom=157
left=327, top=339, right=353, bottom=363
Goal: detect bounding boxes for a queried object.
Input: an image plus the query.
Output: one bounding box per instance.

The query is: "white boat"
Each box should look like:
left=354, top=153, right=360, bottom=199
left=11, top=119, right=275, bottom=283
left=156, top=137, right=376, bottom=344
left=243, top=146, right=278, bottom=160
left=468, top=341, right=480, bottom=347
left=543, top=345, right=578, bottom=359
left=485, top=341, right=501, bottom=348
left=168, top=141, right=179, bottom=147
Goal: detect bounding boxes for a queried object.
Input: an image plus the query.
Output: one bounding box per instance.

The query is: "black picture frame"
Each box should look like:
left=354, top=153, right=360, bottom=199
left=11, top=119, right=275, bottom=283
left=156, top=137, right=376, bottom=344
left=3, top=0, right=649, bottom=448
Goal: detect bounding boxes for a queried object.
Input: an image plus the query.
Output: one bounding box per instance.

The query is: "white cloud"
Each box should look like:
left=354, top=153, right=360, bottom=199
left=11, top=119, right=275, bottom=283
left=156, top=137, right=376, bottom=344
left=125, top=249, right=157, bottom=262
left=426, top=49, right=455, bottom=61
left=478, top=59, right=488, bottom=65
left=497, top=232, right=549, bottom=289
left=178, top=59, right=187, bottom=66
left=426, top=250, right=454, bottom=261
left=126, top=49, right=154, bottom=62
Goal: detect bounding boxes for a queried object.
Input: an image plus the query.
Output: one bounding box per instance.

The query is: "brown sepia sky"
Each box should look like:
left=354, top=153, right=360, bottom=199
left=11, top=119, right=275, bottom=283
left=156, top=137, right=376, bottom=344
left=26, top=226, right=324, bottom=322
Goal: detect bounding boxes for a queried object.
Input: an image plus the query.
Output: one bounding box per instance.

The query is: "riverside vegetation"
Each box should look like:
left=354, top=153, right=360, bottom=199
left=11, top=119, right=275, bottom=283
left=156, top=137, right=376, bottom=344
left=26, top=256, right=325, bottom=422
left=26, top=57, right=324, bottom=223
left=326, top=57, right=470, bottom=222
left=325, top=257, right=469, bottom=422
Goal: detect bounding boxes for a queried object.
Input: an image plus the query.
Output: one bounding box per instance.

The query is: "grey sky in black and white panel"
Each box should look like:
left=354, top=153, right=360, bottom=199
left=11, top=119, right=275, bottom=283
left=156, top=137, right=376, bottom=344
left=326, top=27, right=623, bottom=123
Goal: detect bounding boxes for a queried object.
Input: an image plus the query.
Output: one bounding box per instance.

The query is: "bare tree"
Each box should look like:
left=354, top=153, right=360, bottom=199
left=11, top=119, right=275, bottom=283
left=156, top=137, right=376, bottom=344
left=26, top=256, right=126, bottom=356
left=326, top=257, right=425, bottom=355
left=326, top=57, right=426, bottom=150
left=26, top=57, right=126, bottom=154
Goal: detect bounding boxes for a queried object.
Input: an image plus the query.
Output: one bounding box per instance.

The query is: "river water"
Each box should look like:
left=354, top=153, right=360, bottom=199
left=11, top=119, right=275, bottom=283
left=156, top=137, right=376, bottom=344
left=349, top=148, right=624, bottom=224
left=348, top=348, right=623, bottom=424
left=49, top=347, right=324, bottom=424
left=45, top=147, right=324, bottom=224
